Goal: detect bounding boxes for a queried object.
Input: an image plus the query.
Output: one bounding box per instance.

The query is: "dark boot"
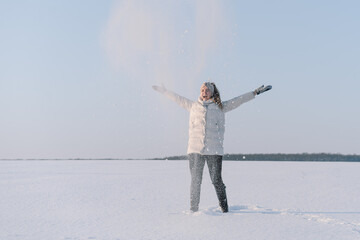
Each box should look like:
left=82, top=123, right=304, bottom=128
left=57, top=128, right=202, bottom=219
left=206, top=155, right=229, bottom=213
left=215, top=184, right=228, bottom=212
left=219, top=198, right=228, bottom=213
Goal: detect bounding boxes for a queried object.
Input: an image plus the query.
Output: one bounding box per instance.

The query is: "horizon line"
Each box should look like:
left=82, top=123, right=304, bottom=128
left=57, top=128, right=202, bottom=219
left=1, top=152, right=360, bottom=161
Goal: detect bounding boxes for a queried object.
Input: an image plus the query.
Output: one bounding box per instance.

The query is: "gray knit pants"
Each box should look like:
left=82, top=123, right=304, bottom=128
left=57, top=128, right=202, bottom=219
left=188, top=153, right=228, bottom=212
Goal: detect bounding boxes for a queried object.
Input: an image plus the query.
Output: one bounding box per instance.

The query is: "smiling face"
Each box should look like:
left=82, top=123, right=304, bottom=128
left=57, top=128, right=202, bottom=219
left=200, top=84, right=212, bottom=101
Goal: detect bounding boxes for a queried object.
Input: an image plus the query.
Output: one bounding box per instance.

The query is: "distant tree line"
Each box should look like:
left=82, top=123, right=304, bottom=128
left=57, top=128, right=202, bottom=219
left=153, top=153, right=360, bottom=162
left=2, top=153, right=359, bottom=162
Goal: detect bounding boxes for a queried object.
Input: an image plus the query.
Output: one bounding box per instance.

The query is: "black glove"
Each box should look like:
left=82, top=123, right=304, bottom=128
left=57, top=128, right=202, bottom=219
left=254, top=85, right=272, bottom=95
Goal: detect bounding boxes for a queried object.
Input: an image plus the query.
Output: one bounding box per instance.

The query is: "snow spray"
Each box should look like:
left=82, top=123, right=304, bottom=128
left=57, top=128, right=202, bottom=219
left=102, top=0, right=228, bottom=95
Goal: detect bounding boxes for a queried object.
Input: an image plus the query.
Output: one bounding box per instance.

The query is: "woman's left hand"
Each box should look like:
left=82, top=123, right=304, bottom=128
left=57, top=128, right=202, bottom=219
left=254, top=85, right=272, bottom=95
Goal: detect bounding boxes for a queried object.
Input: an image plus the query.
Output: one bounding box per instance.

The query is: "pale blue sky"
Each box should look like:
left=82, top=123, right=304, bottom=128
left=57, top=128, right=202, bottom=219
left=1, top=0, right=359, bottom=159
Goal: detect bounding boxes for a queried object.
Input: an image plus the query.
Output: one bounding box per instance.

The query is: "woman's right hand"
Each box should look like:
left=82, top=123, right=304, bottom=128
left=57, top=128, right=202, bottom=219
left=152, top=85, right=166, bottom=93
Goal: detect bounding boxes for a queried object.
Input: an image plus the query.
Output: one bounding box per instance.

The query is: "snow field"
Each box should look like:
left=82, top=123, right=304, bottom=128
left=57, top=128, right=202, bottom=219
left=1, top=160, right=360, bottom=240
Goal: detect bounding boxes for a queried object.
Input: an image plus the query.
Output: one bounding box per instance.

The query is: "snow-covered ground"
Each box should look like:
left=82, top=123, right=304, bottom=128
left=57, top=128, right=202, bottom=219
left=1, top=160, right=360, bottom=240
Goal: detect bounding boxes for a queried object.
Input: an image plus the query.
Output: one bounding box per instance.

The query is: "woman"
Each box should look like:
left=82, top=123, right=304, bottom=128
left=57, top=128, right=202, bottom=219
left=152, top=82, right=271, bottom=212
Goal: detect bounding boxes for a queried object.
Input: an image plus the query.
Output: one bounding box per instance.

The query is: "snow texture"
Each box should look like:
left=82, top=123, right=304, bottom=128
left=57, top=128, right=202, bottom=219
left=1, top=160, right=360, bottom=240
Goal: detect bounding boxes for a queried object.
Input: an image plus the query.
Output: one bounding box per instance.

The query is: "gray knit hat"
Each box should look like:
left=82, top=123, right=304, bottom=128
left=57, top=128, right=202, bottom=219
left=202, top=82, right=214, bottom=95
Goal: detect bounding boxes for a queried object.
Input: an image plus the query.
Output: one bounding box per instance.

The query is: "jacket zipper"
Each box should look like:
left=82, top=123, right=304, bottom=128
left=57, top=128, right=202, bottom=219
left=202, top=104, right=208, bottom=153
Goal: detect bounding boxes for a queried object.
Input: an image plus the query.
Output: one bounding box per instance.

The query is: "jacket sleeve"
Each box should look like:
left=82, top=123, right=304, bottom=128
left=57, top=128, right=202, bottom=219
left=222, top=91, right=255, bottom=113
left=157, top=88, right=193, bottom=111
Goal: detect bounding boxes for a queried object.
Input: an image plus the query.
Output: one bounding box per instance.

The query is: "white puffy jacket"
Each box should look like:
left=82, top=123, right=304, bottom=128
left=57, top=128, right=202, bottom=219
left=158, top=88, right=255, bottom=155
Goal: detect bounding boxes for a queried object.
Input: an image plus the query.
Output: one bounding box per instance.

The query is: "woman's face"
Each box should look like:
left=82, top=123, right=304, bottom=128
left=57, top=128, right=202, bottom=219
left=200, top=85, right=212, bottom=101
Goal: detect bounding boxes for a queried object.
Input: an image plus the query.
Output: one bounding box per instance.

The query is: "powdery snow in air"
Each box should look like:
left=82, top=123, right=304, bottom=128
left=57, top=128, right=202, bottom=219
left=1, top=160, right=360, bottom=240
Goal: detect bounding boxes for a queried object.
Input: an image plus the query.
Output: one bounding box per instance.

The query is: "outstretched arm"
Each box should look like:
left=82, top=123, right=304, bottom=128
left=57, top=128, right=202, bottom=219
left=222, top=85, right=272, bottom=113
left=222, top=91, right=255, bottom=113
left=152, top=85, right=193, bottom=111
